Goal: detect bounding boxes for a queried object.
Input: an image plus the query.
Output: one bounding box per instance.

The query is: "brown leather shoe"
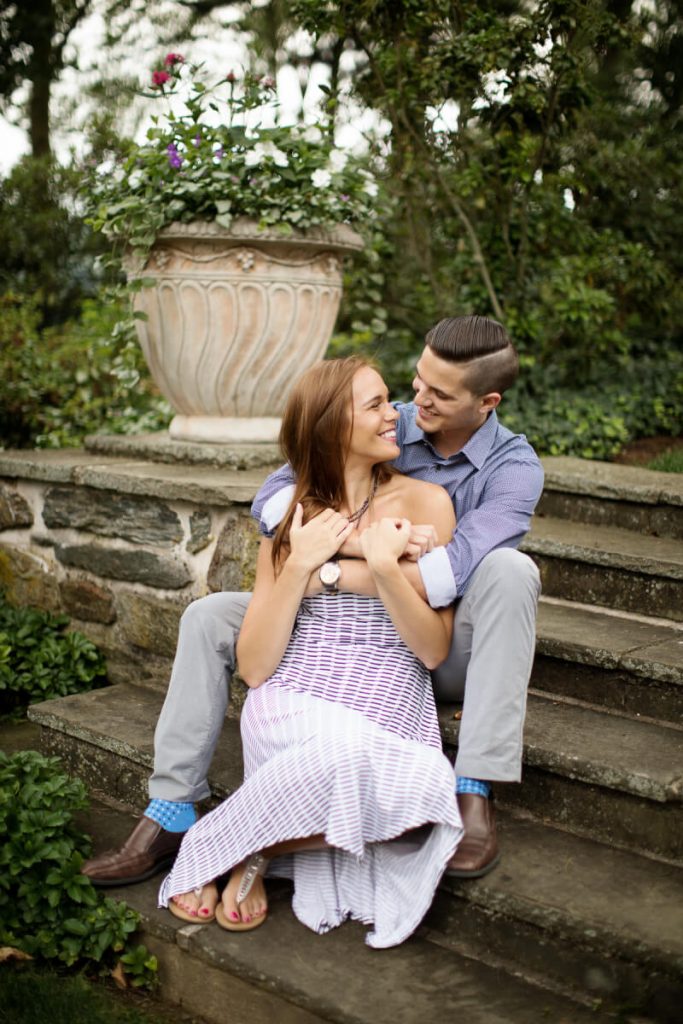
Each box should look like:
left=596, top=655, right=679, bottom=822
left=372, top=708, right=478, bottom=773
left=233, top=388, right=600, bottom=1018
left=82, top=816, right=184, bottom=887
left=445, top=793, right=500, bottom=879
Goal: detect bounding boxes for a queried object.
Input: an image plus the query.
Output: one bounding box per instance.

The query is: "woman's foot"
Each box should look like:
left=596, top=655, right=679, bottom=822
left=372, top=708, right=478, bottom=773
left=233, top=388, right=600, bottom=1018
left=217, top=858, right=268, bottom=930
left=169, top=881, right=219, bottom=923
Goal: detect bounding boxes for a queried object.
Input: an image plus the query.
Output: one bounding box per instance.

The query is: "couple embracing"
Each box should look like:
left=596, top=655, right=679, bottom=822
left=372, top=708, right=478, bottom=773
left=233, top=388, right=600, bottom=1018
left=83, top=315, right=543, bottom=949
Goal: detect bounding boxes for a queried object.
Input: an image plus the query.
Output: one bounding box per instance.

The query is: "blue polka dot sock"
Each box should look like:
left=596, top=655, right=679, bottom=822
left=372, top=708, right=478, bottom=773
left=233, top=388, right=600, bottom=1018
left=456, top=777, right=491, bottom=799
left=144, top=799, right=197, bottom=833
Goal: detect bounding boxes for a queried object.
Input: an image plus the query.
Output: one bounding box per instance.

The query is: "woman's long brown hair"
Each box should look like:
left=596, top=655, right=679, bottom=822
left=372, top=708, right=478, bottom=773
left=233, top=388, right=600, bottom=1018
left=271, top=357, right=393, bottom=568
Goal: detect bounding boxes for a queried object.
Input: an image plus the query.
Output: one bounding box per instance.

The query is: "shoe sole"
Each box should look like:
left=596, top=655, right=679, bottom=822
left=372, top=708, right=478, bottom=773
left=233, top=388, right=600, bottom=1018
left=444, top=853, right=501, bottom=880
left=86, top=854, right=178, bottom=888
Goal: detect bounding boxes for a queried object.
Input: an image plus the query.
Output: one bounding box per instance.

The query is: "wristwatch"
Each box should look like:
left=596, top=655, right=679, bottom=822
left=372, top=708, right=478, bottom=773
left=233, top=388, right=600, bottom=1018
left=319, top=560, right=341, bottom=594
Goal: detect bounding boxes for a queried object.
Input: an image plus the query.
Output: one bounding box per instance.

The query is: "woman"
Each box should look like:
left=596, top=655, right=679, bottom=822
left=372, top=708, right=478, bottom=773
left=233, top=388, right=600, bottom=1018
left=158, top=357, right=463, bottom=948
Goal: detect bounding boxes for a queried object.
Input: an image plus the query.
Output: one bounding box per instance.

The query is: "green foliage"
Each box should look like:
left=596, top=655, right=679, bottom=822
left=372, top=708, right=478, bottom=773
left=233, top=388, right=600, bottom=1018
left=501, top=353, right=683, bottom=459
left=647, top=449, right=683, bottom=474
left=0, top=750, right=157, bottom=985
left=87, top=58, right=378, bottom=267
left=0, top=291, right=171, bottom=449
left=0, top=157, right=108, bottom=325
left=0, top=965, right=166, bottom=1024
left=291, top=0, right=683, bottom=458
left=0, top=596, right=107, bottom=717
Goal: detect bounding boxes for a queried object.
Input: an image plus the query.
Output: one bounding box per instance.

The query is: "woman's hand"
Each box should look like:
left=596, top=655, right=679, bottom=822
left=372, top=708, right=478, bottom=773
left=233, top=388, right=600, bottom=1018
left=359, top=517, right=412, bottom=574
left=288, top=504, right=354, bottom=573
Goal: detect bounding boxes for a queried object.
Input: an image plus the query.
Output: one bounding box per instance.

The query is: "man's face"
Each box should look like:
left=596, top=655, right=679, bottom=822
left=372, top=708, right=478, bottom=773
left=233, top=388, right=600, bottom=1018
left=412, top=346, right=493, bottom=440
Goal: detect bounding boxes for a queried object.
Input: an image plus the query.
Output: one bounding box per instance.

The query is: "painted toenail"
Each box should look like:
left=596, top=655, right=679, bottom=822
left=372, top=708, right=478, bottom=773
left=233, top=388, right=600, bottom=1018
left=229, top=911, right=239, bottom=921
left=199, top=908, right=210, bottom=916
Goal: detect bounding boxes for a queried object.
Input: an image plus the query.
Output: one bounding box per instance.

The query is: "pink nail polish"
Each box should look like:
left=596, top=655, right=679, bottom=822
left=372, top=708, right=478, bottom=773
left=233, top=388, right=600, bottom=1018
left=229, top=911, right=239, bottom=921
left=199, top=908, right=210, bottom=916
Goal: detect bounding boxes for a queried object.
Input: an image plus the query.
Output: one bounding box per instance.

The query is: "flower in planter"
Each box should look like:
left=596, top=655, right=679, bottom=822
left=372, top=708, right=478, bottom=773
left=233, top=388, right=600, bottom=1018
left=87, top=56, right=380, bottom=263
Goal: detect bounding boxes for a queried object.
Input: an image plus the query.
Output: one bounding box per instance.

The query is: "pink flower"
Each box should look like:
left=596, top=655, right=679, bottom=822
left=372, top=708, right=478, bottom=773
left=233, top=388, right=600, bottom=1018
left=164, top=53, right=184, bottom=67
left=152, top=70, right=171, bottom=87
left=261, top=76, right=276, bottom=89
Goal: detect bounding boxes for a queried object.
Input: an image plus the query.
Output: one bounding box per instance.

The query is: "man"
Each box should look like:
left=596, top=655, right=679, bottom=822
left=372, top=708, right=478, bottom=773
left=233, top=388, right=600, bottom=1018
left=84, top=314, right=543, bottom=895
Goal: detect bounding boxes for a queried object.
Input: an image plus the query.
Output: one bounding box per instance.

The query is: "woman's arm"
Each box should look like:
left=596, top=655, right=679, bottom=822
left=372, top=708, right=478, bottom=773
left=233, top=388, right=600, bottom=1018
left=237, top=506, right=353, bottom=687
left=359, top=484, right=455, bottom=668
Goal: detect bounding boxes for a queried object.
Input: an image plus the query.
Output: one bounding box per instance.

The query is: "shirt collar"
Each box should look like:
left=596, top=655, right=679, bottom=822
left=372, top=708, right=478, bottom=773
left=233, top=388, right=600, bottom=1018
left=400, top=403, right=499, bottom=470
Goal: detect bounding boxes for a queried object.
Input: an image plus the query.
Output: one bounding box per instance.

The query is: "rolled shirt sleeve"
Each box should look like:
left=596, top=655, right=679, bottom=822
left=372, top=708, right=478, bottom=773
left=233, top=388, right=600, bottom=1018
left=251, top=464, right=296, bottom=537
left=418, top=457, right=545, bottom=607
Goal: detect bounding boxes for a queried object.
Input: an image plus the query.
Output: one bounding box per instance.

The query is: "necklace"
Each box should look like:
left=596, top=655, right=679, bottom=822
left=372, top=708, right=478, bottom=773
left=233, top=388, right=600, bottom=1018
left=346, top=472, right=379, bottom=525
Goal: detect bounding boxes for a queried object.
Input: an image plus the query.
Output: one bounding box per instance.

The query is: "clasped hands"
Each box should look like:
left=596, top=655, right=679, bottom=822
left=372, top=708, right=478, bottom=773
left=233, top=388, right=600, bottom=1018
left=288, top=503, right=436, bottom=578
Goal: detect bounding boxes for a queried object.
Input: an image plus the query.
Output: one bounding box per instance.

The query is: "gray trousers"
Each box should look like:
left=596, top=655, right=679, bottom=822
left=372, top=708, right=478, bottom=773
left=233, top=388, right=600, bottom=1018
left=150, top=548, right=541, bottom=802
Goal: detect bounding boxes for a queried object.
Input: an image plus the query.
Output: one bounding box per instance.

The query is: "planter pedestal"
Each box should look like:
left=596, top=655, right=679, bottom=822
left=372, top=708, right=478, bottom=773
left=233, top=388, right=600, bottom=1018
left=128, top=219, right=363, bottom=444
left=169, top=415, right=283, bottom=444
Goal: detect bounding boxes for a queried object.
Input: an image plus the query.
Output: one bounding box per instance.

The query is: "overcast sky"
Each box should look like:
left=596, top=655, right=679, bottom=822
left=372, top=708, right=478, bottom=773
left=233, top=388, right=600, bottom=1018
left=0, top=0, right=382, bottom=174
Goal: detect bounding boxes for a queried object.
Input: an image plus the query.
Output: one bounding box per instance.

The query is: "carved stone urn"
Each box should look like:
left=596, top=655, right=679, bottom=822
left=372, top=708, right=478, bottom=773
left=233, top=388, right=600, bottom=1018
left=127, top=218, right=364, bottom=443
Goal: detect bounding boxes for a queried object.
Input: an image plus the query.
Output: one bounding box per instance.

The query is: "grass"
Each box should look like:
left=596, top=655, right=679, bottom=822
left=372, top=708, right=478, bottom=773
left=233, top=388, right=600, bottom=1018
left=647, top=447, right=683, bottom=473
left=0, top=966, right=170, bottom=1024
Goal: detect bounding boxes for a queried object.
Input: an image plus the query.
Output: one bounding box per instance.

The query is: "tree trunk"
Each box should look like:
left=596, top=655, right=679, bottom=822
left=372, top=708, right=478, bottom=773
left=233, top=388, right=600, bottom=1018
left=28, top=0, right=56, bottom=158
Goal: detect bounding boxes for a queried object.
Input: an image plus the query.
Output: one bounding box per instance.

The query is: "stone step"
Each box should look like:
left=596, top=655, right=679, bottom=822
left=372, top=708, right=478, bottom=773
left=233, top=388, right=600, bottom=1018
left=533, top=598, right=683, bottom=724
left=429, top=811, right=683, bottom=1023
left=31, top=682, right=683, bottom=867
left=521, top=517, right=683, bottom=621
left=538, top=456, right=683, bottom=539
left=439, top=693, right=683, bottom=864
left=79, top=803, right=619, bottom=1024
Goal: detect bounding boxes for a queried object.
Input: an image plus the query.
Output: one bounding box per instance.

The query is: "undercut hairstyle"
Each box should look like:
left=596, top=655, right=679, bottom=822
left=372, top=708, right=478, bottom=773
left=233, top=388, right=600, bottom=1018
left=271, top=357, right=393, bottom=568
left=425, top=315, right=519, bottom=396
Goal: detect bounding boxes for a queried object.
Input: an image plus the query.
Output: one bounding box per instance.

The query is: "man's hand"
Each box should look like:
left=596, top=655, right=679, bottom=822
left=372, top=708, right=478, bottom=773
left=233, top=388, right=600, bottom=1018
left=338, top=530, right=364, bottom=559
left=402, top=523, right=438, bottom=562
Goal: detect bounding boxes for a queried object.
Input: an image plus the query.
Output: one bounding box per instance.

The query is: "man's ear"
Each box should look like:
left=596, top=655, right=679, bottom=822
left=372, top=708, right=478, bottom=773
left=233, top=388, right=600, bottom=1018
left=479, top=392, right=501, bottom=414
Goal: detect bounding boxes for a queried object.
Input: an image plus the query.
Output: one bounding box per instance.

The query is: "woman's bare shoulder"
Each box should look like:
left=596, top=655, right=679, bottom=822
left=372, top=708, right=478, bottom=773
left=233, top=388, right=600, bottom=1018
left=378, top=473, right=454, bottom=521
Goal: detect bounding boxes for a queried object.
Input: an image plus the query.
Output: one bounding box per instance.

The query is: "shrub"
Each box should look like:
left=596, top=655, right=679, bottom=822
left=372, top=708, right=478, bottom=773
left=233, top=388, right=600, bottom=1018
left=0, top=597, right=107, bottom=718
left=501, top=353, right=683, bottom=460
left=0, top=291, right=171, bottom=450
left=0, top=750, right=156, bottom=986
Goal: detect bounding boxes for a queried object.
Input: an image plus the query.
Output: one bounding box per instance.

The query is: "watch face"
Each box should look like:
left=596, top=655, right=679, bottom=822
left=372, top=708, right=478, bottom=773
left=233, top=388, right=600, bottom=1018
left=320, top=561, right=341, bottom=586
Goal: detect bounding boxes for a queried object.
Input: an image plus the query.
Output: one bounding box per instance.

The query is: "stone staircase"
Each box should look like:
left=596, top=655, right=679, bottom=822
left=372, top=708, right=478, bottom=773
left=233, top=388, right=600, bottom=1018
left=27, top=456, right=683, bottom=1024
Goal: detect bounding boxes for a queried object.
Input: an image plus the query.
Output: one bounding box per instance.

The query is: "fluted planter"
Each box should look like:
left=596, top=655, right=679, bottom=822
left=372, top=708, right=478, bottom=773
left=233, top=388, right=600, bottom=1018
left=126, top=218, right=364, bottom=443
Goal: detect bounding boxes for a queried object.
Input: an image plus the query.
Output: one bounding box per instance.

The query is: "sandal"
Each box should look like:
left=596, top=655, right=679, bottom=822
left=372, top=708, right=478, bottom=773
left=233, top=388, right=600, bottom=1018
left=169, top=887, right=216, bottom=924
left=215, top=853, right=268, bottom=933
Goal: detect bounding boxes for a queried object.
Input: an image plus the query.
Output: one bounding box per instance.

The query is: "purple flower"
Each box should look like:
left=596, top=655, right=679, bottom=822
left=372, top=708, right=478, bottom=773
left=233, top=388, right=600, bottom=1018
left=340, top=193, right=351, bottom=202
left=214, top=146, right=225, bottom=159
left=167, top=143, right=183, bottom=169
left=193, top=133, right=202, bottom=147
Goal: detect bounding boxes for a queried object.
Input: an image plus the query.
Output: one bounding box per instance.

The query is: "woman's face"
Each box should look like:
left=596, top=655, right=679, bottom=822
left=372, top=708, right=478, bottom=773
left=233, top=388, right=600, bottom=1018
left=347, top=366, right=400, bottom=464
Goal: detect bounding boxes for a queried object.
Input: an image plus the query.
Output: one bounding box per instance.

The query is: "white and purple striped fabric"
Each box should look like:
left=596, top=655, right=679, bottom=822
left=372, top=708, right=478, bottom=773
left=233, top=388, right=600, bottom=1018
left=158, top=593, right=463, bottom=948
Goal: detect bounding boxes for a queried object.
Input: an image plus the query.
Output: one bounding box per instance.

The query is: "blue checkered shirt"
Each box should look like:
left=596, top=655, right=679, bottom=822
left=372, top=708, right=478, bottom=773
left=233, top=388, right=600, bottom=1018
left=251, top=403, right=543, bottom=607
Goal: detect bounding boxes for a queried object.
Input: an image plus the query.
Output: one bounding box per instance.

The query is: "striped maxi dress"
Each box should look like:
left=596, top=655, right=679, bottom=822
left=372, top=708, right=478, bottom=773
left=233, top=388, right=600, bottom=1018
left=158, top=592, right=463, bottom=948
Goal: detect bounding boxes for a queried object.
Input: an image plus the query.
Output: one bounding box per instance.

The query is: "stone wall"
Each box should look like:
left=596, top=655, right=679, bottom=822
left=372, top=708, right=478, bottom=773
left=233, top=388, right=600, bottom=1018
left=0, top=447, right=274, bottom=696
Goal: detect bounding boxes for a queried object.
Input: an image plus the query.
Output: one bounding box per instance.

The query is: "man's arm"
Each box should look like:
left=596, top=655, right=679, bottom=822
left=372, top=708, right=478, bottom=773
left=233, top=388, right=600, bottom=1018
left=251, top=464, right=296, bottom=536
left=306, top=556, right=427, bottom=600
left=418, top=457, right=544, bottom=607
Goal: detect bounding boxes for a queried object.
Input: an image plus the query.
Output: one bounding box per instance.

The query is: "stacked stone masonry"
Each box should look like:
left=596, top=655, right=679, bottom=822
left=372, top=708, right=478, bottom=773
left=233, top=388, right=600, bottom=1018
left=0, top=448, right=267, bottom=695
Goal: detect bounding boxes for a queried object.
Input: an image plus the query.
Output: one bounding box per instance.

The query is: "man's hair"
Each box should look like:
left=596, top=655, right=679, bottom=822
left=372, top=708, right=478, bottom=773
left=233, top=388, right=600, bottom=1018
left=425, top=315, right=519, bottom=395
